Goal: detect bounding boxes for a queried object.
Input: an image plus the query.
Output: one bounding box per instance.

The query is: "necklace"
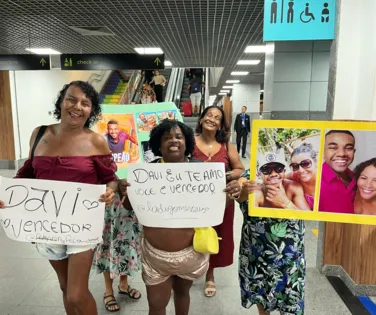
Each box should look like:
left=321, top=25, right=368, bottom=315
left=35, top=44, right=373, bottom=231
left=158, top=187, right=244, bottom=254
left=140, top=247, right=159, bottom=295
left=200, top=135, right=214, bottom=148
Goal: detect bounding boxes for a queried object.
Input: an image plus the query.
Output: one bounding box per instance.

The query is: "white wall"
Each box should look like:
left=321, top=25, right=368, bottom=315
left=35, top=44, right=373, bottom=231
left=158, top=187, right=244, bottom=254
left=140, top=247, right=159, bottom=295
left=333, top=0, right=376, bottom=120
left=271, top=41, right=330, bottom=112
left=10, top=69, right=110, bottom=159
left=232, top=84, right=260, bottom=113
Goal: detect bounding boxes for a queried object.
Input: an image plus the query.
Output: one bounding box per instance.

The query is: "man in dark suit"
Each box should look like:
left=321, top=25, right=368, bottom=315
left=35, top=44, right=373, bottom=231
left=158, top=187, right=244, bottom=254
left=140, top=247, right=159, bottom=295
left=234, top=106, right=251, bottom=158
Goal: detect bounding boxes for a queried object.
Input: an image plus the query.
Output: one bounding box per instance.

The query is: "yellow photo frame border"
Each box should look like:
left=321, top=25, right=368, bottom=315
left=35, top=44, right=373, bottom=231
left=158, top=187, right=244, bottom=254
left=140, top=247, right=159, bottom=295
left=249, top=119, right=376, bottom=225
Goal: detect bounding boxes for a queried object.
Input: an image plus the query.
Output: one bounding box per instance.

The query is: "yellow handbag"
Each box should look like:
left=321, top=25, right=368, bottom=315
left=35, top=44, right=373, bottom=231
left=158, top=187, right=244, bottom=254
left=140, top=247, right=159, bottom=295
left=159, top=159, right=221, bottom=255
left=193, top=227, right=222, bottom=255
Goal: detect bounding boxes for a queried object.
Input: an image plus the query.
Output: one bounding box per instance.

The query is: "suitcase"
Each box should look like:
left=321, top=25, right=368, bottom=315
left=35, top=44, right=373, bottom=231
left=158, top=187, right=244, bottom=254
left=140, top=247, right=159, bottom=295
left=182, top=101, right=192, bottom=117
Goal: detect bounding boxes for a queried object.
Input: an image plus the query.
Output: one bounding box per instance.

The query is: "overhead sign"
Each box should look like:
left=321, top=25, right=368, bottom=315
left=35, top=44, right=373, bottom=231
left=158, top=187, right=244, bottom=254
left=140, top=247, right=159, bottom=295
left=0, top=177, right=106, bottom=245
left=127, top=163, right=227, bottom=228
left=264, top=0, right=336, bottom=41
left=60, top=54, right=165, bottom=70
left=0, top=55, right=50, bottom=70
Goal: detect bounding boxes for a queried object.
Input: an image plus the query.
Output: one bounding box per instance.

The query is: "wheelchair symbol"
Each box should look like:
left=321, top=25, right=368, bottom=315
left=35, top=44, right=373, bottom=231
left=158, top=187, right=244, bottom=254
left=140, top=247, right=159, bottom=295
left=300, top=2, right=315, bottom=23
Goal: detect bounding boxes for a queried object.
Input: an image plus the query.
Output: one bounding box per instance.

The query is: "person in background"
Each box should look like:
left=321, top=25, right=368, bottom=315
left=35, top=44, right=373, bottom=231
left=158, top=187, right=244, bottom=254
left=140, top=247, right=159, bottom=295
left=120, top=119, right=241, bottom=315
left=150, top=70, right=167, bottom=102
left=354, top=158, right=376, bottom=215
left=104, top=120, right=138, bottom=154
left=234, top=106, right=250, bottom=158
left=140, top=82, right=157, bottom=104
left=236, top=170, right=306, bottom=315
left=144, top=69, right=154, bottom=86
left=319, top=130, right=356, bottom=213
left=187, top=73, right=204, bottom=116
left=193, top=105, right=245, bottom=297
left=287, top=143, right=318, bottom=209
left=94, top=192, right=142, bottom=312
left=255, top=151, right=311, bottom=210
left=0, top=81, right=117, bottom=315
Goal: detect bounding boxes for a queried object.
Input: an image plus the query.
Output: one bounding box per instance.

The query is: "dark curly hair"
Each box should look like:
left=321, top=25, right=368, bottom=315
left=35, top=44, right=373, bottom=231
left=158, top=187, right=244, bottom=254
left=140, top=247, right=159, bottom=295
left=149, top=119, right=195, bottom=157
left=53, top=80, right=101, bottom=128
left=195, top=105, right=230, bottom=143
left=354, top=158, right=376, bottom=181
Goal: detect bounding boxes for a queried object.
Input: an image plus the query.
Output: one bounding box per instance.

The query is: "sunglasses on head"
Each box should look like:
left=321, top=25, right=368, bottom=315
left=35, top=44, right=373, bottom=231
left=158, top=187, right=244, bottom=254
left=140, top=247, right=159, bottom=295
left=259, top=164, right=285, bottom=175
left=289, top=159, right=312, bottom=172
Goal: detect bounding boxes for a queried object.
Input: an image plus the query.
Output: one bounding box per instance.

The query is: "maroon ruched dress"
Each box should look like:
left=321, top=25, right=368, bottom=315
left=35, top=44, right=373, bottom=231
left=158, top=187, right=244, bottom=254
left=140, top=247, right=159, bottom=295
left=15, top=154, right=118, bottom=185
left=192, top=144, right=234, bottom=269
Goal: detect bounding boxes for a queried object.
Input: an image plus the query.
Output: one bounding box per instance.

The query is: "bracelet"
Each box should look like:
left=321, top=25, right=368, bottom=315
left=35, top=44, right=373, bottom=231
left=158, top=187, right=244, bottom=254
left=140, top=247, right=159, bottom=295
left=283, top=201, right=294, bottom=209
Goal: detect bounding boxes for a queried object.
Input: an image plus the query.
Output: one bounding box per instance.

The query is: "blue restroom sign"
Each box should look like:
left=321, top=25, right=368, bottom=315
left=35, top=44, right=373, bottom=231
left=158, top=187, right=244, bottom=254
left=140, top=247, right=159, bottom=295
left=264, top=0, right=336, bottom=41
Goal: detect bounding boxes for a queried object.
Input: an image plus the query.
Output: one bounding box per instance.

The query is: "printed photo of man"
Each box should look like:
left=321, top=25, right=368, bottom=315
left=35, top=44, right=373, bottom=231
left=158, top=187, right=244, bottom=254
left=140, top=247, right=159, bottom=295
left=254, top=151, right=311, bottom=210
left=319, top=130, right=357, bottom=213
left=104, top=120, right=138, bottom=154
left=137, top=113, right=157, bottom=132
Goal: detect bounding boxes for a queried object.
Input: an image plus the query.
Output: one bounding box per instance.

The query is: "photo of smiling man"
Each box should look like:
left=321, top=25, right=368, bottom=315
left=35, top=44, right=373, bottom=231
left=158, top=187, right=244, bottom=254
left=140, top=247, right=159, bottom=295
left=319, top=130, right=357, bottom=214
left=105, top=120, right=138, bottom=154
left=93, top=114, right=141, bottom=168
left=255, top=150, right=311, bottom=210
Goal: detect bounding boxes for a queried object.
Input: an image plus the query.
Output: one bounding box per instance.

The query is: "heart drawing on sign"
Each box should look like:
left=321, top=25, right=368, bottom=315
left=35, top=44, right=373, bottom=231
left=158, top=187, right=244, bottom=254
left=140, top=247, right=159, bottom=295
left=82, top=200, right=100, bottom=211
left=0, top=219, right=10, bottom=228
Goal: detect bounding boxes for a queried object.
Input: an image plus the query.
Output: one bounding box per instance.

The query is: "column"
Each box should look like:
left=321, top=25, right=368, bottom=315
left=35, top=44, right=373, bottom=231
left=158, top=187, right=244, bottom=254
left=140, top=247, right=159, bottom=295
left=0, top=71, right=16, bottom=168
left=264, top=41, right=331, bottom=120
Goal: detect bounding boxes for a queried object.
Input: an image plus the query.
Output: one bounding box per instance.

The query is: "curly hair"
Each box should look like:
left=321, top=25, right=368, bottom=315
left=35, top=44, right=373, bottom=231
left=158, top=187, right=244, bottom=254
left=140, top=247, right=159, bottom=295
left=149, top=119, right=195, bottom=157
left=53, top=80, right=101, bottom=128
left=291, top=143, right=318, bottom=162
left=354, top=158, right=376, bottom=181
left=195, top=105, right=230, bottom=143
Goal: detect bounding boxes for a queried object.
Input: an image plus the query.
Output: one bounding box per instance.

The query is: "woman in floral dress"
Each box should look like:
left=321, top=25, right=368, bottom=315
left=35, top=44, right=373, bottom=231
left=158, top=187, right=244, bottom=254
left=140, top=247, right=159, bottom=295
left=237, top=169, right=305, bottom=315
left=93, top=192, right=142, bottom=312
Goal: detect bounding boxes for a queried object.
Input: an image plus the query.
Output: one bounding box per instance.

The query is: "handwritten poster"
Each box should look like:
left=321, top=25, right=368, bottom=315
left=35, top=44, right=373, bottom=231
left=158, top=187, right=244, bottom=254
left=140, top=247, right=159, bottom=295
left=0, top=177, right=106, bottom=244
left=127, top=163, right=227, bottom=228
left=249, top=119, right=376, bottom=226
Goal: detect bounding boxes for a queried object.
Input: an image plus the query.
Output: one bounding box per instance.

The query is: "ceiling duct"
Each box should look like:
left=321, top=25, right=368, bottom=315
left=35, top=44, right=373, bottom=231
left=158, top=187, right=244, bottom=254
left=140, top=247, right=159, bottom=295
left=68, top=26, right=115, bottom=36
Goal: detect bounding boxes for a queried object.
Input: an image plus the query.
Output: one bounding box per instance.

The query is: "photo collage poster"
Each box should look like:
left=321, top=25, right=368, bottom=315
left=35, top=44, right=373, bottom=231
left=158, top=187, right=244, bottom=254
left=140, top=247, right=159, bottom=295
left=92, top=102, right=182, bottom=178
left=249, top=120, right=376, bottom=225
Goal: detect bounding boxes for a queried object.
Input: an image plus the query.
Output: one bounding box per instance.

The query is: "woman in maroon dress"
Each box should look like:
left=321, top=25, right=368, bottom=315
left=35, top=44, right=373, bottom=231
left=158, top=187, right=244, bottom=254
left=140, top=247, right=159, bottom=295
left=0, top=81, right=117, bottom=315
left=192, top=105, right=245, bottom=297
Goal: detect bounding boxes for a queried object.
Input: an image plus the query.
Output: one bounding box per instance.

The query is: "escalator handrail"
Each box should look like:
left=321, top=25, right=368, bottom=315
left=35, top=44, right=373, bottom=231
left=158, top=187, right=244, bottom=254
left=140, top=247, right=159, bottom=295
left=173, top=68, right=185, bottom=108
left=166, top=68, right=179, bottom=102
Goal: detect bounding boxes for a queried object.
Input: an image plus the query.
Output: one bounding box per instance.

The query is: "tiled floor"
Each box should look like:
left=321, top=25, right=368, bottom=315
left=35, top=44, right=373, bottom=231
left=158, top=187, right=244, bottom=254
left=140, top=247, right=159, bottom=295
left=0, top=158, right=351, bottom=315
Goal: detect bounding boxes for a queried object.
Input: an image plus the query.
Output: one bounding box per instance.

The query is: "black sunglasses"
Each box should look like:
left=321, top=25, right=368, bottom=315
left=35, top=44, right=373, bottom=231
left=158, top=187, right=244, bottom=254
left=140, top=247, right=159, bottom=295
left=289, top=159, right=312, bottom=172
left=260, top=164, right=285, bottom=175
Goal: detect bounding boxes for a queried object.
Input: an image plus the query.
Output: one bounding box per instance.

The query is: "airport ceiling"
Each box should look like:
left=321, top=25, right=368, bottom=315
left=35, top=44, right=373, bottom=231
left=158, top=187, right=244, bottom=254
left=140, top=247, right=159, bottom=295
left=0, top=0, right=265, bottom=95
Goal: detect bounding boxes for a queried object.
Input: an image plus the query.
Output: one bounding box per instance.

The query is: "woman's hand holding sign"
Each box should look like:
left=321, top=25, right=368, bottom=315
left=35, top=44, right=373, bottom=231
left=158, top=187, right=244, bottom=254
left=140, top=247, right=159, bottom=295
left=224, top=180, right=241, bottom=201
left=118, top=179, right=133, bottom=210
left=99, top=187, right=115, bottom=208
left=0, top=200, right=4, bottom=209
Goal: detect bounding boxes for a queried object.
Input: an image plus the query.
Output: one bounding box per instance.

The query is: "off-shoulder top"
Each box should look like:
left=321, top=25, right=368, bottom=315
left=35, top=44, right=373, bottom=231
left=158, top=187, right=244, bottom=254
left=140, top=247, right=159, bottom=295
left=15, top=154, right=118, bottom=184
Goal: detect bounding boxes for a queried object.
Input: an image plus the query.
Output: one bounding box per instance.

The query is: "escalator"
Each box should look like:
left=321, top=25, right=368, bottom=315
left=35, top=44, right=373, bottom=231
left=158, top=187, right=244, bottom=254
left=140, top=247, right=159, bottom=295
left=99, top=70, right=128, bottom=104
left=132, top=68, right=172, bottom=104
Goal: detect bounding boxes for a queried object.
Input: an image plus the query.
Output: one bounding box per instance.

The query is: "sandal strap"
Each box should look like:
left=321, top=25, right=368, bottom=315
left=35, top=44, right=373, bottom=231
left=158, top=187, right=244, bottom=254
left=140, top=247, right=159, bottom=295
left=105, top=301, right=118, bottom=307
left=104, top=294, right=115, bottom=300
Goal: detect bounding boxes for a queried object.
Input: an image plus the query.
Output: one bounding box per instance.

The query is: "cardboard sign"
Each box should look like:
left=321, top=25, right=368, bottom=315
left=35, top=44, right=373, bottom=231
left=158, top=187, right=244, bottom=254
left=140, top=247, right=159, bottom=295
left=249, top=119, right=376, bottom=225
left=0, top=177, right=106, bottom=244
left=127, top=163, right=227, bottom=228
left=92, top=103, right=183, bottom=178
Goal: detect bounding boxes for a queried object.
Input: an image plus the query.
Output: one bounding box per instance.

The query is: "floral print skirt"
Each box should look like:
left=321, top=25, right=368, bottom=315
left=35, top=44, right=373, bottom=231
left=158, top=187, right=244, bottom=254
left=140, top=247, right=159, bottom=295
left=93, top=194, right=142, bottom=279
left=239, top=215, right=305, bottom=315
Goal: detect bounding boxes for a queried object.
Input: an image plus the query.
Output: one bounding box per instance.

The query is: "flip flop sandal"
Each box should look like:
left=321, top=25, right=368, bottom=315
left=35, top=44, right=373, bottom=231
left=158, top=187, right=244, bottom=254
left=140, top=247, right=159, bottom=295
left=103, top=294, right=120, bottom=313
left=204, top=281, right=217, bottom=297
left=118, top=285, right=142, bottom=300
